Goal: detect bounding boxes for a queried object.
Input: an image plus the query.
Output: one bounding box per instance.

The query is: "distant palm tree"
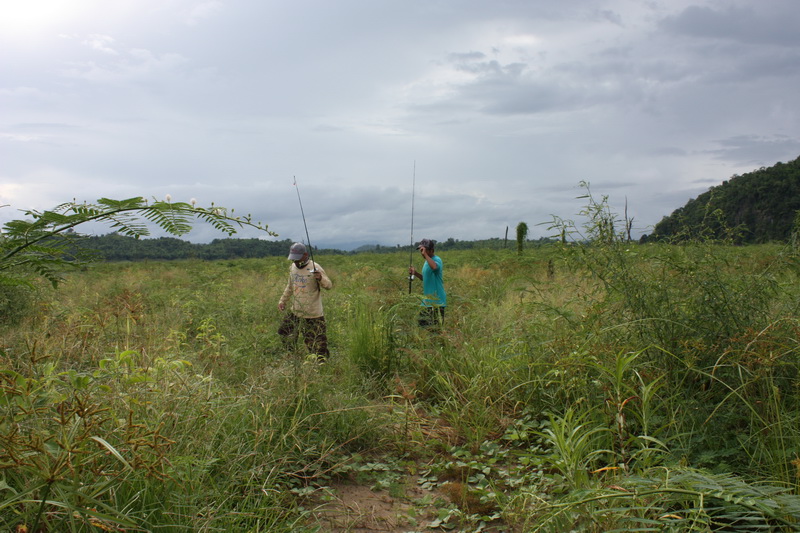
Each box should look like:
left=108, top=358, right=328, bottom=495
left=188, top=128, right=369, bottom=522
left=516, top=221, right=528, bottom=254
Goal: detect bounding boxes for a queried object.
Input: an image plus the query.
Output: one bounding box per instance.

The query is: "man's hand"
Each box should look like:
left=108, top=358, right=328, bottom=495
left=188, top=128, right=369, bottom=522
left=278, top=302, right=285, bottom=311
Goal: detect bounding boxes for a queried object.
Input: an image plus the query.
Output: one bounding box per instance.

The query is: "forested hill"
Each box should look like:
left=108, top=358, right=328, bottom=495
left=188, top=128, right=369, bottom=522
left=648, top=155, right=800, bottom=243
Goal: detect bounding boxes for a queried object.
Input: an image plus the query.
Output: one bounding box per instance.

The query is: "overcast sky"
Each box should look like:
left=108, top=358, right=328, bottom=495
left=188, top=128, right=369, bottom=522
left=2, top=0, right=799, bottom=249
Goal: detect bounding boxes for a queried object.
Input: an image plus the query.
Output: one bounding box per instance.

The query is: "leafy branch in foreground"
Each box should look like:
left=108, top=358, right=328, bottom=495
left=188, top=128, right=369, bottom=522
left=0, top=196, right=276, bottom=287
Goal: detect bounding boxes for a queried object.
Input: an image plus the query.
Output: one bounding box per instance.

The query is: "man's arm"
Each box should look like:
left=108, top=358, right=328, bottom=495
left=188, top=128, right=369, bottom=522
left=278, top=274, right=293, bottom=310
left=421, top=247, right=438, bottom=271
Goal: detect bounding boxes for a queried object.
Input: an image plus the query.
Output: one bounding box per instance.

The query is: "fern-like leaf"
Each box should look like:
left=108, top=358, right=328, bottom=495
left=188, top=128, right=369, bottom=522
left=1, top=196, right=275, bottom=288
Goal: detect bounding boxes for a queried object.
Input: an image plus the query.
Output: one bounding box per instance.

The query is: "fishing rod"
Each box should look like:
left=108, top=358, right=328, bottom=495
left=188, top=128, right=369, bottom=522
left=408, top=161, right=416, bottom=294
left=293, top=176, right=317, bottom=273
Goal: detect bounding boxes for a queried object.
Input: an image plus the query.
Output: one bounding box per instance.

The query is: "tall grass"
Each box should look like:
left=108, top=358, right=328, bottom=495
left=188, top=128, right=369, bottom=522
left=2, top=239, right=800, bottom=530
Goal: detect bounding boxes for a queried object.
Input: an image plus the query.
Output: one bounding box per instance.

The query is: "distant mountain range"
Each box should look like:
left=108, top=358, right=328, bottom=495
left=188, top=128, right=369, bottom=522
left=646, top=155, right=800, bottom=243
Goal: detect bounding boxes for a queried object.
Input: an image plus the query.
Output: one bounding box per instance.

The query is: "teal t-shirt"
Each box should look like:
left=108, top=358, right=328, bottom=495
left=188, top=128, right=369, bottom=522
left=421, top=255, right=446, bottom=308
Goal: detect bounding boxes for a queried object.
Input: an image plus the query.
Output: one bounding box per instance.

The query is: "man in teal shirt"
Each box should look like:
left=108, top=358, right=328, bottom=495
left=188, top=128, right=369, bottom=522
left=409, top=238, right=446, bottom=329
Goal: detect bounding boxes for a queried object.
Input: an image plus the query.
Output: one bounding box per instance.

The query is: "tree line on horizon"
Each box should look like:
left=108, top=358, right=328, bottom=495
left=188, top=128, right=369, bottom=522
left=77, top=233, right=556, bottom=262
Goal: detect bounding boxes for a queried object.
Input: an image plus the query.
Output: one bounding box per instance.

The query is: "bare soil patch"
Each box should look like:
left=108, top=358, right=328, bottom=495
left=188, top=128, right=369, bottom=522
left=307, top=477, right=439, bottom=532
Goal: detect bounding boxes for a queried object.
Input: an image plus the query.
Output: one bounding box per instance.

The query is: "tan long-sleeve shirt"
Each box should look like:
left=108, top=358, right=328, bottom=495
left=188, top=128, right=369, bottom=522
left=279, top=261, right=332, bottom=318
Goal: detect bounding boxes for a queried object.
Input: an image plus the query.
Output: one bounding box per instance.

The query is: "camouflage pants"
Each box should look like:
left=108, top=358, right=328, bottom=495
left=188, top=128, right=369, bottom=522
left=418, top=306, right=445, bottom=330
left=278, top=313, right=329, bottom=360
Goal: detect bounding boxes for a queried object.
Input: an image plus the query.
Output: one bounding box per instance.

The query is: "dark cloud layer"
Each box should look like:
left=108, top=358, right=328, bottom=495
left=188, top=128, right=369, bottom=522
left=662, top=3, right=800, bottom=46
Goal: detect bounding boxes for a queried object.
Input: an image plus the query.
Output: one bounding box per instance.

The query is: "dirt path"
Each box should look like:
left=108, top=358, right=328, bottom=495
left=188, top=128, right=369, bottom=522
left=307, top=480, right=439, bottom=532
left=304, top=406, right=511, bottom=532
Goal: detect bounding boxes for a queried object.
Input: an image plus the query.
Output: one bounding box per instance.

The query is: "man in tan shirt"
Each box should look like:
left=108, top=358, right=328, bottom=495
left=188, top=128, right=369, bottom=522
left=278, top=242, right=333, bottom=362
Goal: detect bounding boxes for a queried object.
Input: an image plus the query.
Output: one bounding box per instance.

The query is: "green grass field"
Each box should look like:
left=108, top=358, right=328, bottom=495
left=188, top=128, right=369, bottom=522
left=3, top=242, right=800, bottom=531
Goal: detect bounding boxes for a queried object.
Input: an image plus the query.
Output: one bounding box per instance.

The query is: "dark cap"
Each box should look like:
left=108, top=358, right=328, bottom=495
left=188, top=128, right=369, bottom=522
left=419, top=238, right=435, bottom=249
left=288, top=242, right=307, bottom=260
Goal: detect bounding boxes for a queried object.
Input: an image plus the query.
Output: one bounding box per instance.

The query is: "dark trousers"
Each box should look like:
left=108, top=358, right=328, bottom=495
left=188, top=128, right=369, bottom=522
left=418, top=306, right=445, bottom=329
left=278, top=313, right=329, bottom=360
